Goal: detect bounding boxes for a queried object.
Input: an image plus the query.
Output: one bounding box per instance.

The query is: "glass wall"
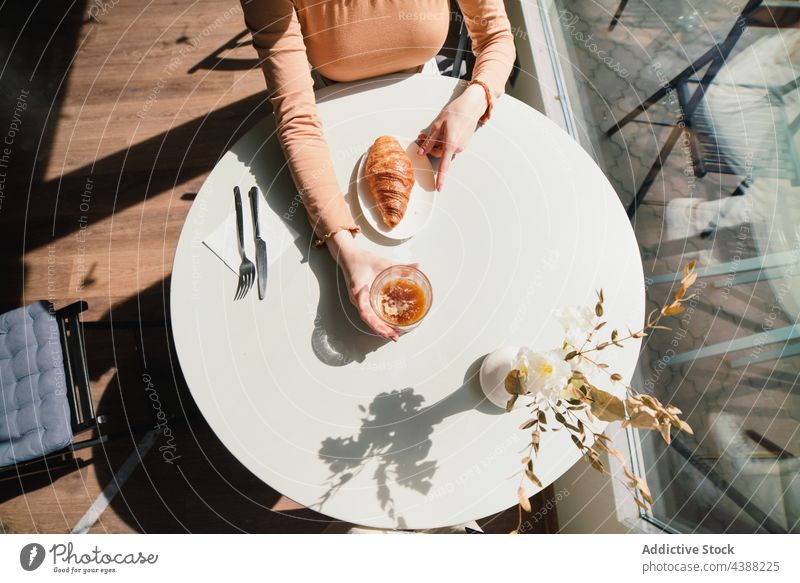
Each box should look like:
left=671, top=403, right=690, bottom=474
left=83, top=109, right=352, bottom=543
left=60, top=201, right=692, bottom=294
left=541, top=0, right=800, bottom=533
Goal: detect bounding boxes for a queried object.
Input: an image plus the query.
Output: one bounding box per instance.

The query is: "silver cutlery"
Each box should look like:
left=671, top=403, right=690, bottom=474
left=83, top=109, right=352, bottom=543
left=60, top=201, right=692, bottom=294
left=249, top=186, right=268, bottom=300
left=233, top=186, right=255, bottom=300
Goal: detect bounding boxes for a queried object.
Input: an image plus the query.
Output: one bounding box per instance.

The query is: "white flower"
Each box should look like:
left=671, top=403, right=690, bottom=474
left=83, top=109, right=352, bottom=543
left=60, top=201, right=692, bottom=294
left=569, top=352, right=601, bottom=379
left=554, top=305, right=598, bottom=347
left=514, top=347, right=571, bottom=401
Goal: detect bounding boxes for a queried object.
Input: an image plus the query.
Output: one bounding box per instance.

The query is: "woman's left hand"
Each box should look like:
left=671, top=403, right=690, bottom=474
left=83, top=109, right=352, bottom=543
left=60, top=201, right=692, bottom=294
left=417, top=83, right=488, bottom=191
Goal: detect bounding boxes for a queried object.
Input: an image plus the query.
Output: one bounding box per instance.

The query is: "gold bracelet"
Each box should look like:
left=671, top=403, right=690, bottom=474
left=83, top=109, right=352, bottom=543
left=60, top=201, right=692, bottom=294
left=313, top=225, right=361, bottom=248
left=467, top=78, right=493, bottom=125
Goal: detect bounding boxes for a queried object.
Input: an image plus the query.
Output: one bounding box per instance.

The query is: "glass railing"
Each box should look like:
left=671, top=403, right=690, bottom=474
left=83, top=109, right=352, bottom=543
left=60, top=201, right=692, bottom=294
left=538, top=0, right=800, bottom=533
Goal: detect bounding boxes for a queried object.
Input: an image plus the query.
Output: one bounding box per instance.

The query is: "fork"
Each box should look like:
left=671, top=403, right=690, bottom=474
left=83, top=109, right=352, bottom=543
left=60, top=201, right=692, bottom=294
left=233, top=186, right=256, bottom=300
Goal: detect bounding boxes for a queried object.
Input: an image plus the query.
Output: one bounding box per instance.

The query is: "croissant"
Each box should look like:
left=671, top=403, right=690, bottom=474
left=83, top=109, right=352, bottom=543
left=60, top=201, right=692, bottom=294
left=365, top=136, right=415, bottom=228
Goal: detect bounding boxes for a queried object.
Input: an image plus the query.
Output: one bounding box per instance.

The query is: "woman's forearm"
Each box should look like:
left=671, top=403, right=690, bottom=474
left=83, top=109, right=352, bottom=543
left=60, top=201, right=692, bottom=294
left=326, top=229, right=359, bottom=267
left=241, top=0, right=359, bottom=246
left=457, top=0, right=516, bottom=99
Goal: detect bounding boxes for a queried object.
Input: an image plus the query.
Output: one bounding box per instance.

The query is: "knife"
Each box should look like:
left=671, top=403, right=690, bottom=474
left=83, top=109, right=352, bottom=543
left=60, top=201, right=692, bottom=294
left=249, top=186, right=268, bottom=300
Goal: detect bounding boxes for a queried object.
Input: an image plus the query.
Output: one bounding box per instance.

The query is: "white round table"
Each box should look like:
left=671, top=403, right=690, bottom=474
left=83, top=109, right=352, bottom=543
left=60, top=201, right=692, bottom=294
left=170, top=74, right=645, bottom=529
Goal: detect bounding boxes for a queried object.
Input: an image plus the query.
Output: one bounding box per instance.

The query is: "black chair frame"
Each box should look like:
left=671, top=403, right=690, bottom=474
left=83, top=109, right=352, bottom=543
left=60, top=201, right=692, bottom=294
left=606, top=0, right=774, bottom=217
left=0, top=302, right=164, bottom=483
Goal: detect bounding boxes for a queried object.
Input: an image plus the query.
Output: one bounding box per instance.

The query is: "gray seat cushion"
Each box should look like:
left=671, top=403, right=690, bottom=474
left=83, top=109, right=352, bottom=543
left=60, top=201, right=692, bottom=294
left=0, top=301, right=73, bottom=466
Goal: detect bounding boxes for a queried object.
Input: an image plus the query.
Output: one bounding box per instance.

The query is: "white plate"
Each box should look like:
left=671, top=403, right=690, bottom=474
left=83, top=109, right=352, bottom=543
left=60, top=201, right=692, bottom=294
left=356, top=143, right=435, bottom=240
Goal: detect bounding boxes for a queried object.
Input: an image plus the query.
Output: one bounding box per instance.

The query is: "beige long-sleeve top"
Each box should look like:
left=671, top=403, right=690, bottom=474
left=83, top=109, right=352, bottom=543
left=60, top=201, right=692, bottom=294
left=241, top=0, right=516, bottom=243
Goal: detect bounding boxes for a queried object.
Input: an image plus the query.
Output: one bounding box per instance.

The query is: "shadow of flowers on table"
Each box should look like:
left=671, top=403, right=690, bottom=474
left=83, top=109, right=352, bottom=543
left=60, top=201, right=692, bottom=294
left=315, top=358, right=503, bottom=528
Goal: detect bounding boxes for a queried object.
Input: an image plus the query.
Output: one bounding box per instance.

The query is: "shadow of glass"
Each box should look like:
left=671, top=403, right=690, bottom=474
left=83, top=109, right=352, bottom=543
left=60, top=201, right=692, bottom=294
left=233, top=129, right=391, bottom=366
left=307, top=248, right=390, bottom=365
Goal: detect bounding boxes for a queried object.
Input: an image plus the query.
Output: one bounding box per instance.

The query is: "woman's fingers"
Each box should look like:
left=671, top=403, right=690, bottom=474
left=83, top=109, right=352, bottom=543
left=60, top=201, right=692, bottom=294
left=417, top=126, right=442, bottom=156
left=354, top=288, right=398, bottom=341
left=418, top=134, right=445, bottom=158
left=436, top=146, right=456, bottom=191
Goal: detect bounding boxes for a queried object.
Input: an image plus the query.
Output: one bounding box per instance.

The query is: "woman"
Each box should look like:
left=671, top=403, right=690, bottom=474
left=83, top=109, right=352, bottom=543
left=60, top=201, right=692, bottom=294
left=241, top=0, right=515, bottom=340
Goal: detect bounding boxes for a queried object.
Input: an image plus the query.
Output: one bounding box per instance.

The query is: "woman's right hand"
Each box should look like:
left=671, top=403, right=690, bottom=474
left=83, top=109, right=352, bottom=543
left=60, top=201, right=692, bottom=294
left=326, top=230, right=400, bottom=341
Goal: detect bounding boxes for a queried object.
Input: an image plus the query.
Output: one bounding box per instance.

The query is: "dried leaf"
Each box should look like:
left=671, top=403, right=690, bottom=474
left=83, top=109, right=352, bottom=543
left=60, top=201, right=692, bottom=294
left=657, top=421, right=672, bottom=444
left=639, top=395, right=660, bottom=409
left=505, top=395, right=519, bottom=412
left=586, top=451, right=605, bottom=473
left=519, top=418, right=537, bottom=430
left=610, top=373, right=623, bottom=382
left=505, top=369, right=527, bottom=395
left=565, top=350, right=578, bottom=361
left=630, top=474, right=654, bottom=505
left=531, top=430, right=541, bottom=454
left=662, top=302, right=684, bottom=317
left=683, top=260, right=697, bottom=276
left=682, top=271, right=697, bottom=288
left=605, top=445, right=628, bottom=467
left=625, top=407, right=660, bottom=431
left=517, top=487, right=531, bottom=512
left=595, top=302, right=604, bottom=317
left=639, top=485, right=654, bottom=506
left=525, top=468, right=543, bottom=487
left=588, top=387, right=626, bottom=422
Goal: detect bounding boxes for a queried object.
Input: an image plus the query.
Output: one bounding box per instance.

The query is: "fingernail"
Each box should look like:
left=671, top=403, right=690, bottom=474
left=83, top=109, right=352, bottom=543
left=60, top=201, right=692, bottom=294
left=417, top=148, right=424, bottom=156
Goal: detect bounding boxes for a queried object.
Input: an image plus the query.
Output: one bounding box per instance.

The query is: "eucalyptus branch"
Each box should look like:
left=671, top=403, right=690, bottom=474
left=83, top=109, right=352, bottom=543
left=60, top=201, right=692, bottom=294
left=506, top=261, right=698, bottom=533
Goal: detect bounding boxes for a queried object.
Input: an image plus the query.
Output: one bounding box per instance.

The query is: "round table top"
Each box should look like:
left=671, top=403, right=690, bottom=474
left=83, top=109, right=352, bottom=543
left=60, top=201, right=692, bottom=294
left=170, top=74, right=645, bottom=529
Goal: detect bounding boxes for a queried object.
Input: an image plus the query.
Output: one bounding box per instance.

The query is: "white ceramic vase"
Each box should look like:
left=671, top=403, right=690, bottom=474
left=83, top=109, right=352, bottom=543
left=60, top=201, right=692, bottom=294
left=479, top=346, right=524, bottom=410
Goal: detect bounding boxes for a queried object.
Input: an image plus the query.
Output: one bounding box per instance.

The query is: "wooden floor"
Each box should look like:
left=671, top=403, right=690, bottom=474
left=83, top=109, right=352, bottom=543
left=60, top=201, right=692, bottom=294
left=0, top=0, right=555, bottom=534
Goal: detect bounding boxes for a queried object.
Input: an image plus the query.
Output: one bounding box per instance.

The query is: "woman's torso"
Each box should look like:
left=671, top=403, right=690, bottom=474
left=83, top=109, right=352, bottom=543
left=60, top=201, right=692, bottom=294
left=295, top=0, right=451, bottom=82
